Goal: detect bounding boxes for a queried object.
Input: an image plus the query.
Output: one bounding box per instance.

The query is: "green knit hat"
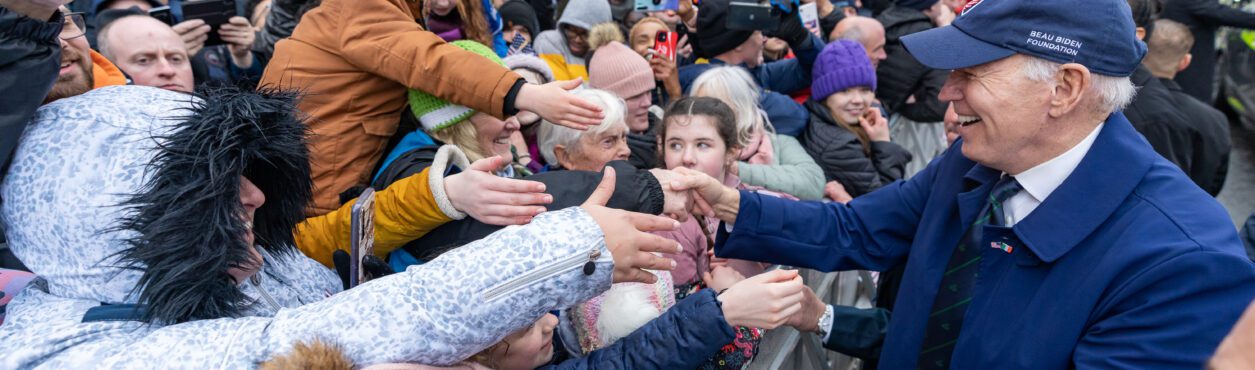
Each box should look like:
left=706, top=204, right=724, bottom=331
left=408, top=40, right=507, bottom=133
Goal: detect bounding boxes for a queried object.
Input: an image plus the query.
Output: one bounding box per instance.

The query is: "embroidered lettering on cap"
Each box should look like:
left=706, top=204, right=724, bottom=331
left=1026, top=29, right=1080, bottom=56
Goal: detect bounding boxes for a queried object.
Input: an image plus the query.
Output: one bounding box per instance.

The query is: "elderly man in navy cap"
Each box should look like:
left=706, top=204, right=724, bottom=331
left=672, top=0, right=1255, bottom=368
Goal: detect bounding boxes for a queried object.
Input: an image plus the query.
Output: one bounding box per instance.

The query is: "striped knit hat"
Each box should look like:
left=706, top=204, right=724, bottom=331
left=408, top=40, right=506, bottom=132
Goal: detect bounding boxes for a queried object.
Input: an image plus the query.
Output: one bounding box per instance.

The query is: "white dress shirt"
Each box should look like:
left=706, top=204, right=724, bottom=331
left=1002, top=123, right=1104, bottom=226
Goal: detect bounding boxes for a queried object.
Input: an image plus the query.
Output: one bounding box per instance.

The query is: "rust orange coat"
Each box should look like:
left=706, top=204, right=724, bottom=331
left=260, top=0, right=522, bottom=215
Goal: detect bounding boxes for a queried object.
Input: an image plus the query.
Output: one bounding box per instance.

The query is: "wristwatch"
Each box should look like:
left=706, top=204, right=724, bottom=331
left=816, top=304, right=834, bottom=339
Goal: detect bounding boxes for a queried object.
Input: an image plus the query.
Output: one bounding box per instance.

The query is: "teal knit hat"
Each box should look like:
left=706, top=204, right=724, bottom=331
left=408, top=40, right=507, bottom=133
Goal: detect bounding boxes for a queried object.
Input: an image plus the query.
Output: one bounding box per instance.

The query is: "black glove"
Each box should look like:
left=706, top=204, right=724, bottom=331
left=333, top=250, right=395, bottom=290
left=765, top=0, right=810, bottom=48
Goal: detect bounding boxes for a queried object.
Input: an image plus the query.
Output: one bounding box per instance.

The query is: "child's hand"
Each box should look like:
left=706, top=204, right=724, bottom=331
left=860, top=107, right=891, bottom=142
left=702, top=265, right=745, bottom=292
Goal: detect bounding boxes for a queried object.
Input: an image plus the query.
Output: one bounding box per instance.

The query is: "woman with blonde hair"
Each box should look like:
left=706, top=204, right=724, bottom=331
left=689, top=66, right=826, bottom=200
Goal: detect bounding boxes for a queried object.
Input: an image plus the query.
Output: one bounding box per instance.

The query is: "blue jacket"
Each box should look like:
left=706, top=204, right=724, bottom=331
left=544, top=289, right=735, bottom=369
left=715, top=112, right=1255, bottom=369
left=679, top=33, right=825, bottom=96
left=678, top=33, right=823, bottom=137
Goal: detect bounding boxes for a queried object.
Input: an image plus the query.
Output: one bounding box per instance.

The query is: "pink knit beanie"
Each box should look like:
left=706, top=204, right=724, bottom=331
left=589, top=42, right=656, bottom=98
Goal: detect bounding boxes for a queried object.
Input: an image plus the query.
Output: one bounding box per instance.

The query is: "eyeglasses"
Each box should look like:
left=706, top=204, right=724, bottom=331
left=60, top=12, right=86, bottom=41
left=561, top=25, right=588, bottom=41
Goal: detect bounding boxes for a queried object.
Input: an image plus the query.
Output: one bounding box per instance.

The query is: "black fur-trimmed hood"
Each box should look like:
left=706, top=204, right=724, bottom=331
left=113, top=85, right=313, bottom=324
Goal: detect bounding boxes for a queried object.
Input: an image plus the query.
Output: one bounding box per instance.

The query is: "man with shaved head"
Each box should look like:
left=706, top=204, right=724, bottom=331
left=1143, top=18, right=1231, bottom=196
left=831, top=16, right=887, bottom=68
left=97, top=14, right=194, bottom=93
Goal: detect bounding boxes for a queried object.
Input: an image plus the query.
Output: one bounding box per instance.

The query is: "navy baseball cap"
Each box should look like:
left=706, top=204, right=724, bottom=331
left=900, top=0, right=1148, bottom=77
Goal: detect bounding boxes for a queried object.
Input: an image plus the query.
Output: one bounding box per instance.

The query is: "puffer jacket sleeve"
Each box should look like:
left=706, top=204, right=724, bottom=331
left=294, top=167, right=453, bottom=267
left=810, top=133, right=883, bottom=197
left=738, top=134, right=826, bottom=200
left=101, top=207, right=615, bottom=368
left=0, top=6, right=61, bottom=184
left=869, top=141, right=912, bottom=187
left=543, top=289, right=736, bottom=370
left=330, top=0, right=521, bottom=118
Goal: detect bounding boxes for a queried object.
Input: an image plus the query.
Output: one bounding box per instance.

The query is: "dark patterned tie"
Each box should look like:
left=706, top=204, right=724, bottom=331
left=916, top=175, right=1023, bottom=369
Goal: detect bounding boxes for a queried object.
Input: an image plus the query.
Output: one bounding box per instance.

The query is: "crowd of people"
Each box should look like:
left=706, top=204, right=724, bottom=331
left=2, top=0, right=1255, bottom=368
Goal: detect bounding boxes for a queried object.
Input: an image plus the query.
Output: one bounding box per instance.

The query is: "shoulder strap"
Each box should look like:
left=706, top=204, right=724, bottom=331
left=81, top=303, right=148, bottom=323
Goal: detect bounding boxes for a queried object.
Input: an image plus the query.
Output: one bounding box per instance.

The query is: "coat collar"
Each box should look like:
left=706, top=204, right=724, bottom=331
left=959, top=112, right=1153, bottom=263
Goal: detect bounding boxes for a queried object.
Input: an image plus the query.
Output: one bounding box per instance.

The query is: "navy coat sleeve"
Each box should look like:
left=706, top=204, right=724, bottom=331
left=1073, top=250, right=1255, bottom=369
left=823, top=306, right=891, bottom=359
left=1181, top=0, right=1255, bottom=28
left=755, top=33, right=825, bottom=95
left=714, top=143, right=944, bottom=272
left=542, top=289, right=736, bottom=370
left=0, top=6, right=61, bottom=184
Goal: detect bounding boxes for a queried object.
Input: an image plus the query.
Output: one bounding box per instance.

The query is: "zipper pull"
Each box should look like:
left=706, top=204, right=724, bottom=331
left=583, top=249, right=601, bottom=276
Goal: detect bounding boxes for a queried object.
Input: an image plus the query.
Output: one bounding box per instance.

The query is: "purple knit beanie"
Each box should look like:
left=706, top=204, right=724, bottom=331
left=811, top=40, right=877, bottom=101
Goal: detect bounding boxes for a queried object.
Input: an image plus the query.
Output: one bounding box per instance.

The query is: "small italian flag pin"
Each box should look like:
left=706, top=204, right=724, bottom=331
left=991, top=241, right=1014, bottom=254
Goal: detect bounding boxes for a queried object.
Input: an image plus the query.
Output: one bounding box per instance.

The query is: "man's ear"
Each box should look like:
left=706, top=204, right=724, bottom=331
left=1135, top=27, right=1147, bottom=41
left=1178, top=53, right=1193, bottom=73
left=842, top=6, right=857, bottom=17
left=1049, top=63, right=1092, bottom=118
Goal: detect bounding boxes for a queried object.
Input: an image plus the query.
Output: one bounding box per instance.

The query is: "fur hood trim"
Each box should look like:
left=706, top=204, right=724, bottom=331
left=114, top=85, right=313, bottom=324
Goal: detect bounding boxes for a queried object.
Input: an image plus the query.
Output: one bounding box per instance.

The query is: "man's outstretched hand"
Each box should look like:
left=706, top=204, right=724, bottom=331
left=581, top=167, right=682, bottom=284
left=515, top=79, right=604, bottom=130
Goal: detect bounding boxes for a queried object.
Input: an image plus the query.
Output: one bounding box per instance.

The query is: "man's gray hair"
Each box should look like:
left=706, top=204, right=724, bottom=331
left=538, top=88, right=628, bottom=165
left=1020, top=56, right=1138, bottom=114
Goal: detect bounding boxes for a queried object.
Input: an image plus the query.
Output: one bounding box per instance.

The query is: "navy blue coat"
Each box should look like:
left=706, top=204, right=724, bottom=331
left=715, top=112, right=1255, bottom=369
left=543, top=289, right=735, bottom=369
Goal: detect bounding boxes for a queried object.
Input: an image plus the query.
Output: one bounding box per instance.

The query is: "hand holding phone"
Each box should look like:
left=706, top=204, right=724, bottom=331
left=636, top=0, right=680, bottom=12
left=653, top=30, right=678, bottom=61
left=348, top=188, right=377, bottom=288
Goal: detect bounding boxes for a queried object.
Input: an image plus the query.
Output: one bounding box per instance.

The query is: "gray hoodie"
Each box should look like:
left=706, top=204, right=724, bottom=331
left=0, top=86, right=615, bottom=368
left=533, top=0, right=612, bottom=80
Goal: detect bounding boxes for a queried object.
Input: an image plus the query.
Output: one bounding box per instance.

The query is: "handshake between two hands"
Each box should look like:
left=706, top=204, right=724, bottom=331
left=443, top=157, right=823, bottom=332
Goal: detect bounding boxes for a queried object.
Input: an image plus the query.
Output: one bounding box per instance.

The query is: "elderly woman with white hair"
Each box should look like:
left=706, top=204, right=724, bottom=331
left=538, top=89, right=633, bottom=172
left=689, top=66, right=826, bottom=200
left=387, top=88, right=695, bottom=262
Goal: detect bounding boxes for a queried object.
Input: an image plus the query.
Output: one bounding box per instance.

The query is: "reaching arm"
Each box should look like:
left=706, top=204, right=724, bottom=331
left=700, top=144, right=948, bottom=272
left=0, top=4, right=61, bottom=182
left=333, top=0, right=519, bottom=118
left=1184, top=0, right=1255, bottom=29
left=99, top=207, right=617, bottom=368
left=545, top=289, right=736, bottom=370
left=294, top=167, right=454, bottom=267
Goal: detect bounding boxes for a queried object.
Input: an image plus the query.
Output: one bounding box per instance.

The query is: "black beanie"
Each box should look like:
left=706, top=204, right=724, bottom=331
left=894, top=0, right=939, bottom=11
left=499, top=0, right=542, bottom=38
left=693, top=0, right=756, bottom=59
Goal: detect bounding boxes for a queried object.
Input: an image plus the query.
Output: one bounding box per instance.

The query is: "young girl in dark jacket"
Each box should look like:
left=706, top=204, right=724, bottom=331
left=800, top=40, right=913, bottom=198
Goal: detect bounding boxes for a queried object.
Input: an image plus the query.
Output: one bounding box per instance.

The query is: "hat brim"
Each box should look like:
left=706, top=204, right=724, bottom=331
left=901, top=25, right=1016, bottom=71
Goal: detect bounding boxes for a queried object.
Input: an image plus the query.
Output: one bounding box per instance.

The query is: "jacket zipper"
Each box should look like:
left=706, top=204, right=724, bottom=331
left=250, top=274, right=281, bottom=312
left=482, top=243, right=602, bottom=303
